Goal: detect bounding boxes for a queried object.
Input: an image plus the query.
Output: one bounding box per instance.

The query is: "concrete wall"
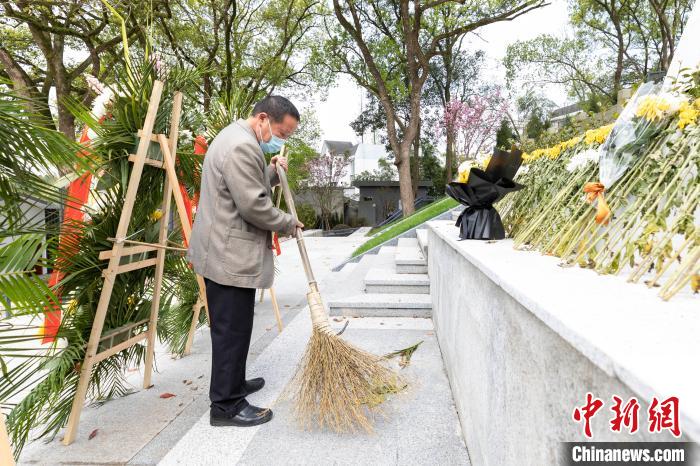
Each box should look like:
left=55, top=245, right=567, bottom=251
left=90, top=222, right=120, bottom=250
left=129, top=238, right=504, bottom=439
left=356, top=184, right=430, bottom=225
left=427, top=222, right=691, bottom=465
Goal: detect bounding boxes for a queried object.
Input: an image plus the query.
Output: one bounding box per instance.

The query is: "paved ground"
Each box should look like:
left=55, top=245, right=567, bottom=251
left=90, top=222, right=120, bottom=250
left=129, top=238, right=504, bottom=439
left=160, top=315, right=469, bottom=466
left=18, top=234, right=367, bottom=465
left=19, top=229, right=471, bottom=465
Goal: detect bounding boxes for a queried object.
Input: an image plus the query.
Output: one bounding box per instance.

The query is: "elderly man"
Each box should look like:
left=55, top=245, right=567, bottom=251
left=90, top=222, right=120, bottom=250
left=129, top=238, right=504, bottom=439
left=187, top=96, right=304, bottom=427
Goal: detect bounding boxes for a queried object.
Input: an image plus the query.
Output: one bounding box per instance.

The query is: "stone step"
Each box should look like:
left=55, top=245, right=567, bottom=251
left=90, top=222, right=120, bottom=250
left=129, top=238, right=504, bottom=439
left=364, top=267, right=430, bottom=294
left=397, top=237, right=419, bottom=248
left=328, top=293, right=432, bottom=317
left=416, top=228, right=428, bottom=259
left=395, top=245, right=428, bottom=274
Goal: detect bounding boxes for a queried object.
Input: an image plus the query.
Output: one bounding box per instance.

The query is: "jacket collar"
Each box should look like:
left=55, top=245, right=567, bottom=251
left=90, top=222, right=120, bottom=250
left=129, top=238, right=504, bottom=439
left=236, top=118, right=259, bottom=143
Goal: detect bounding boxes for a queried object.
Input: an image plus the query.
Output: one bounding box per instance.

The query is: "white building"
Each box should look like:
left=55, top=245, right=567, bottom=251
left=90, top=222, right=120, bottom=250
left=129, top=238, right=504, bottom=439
left=319, top=139, right=396, bottom=199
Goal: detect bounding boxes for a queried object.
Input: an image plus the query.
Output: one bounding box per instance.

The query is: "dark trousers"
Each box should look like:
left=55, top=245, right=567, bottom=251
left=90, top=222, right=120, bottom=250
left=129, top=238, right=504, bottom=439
left=204, top=277, right=255, bottom=414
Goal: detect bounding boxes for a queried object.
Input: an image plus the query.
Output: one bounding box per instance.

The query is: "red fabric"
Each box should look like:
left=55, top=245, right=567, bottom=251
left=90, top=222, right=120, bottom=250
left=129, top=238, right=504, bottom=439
left=41, top=126, right=94, bottom=343
left=179, top=136, right=207, bottom=246
left=272, top=232, right=281, bottom=255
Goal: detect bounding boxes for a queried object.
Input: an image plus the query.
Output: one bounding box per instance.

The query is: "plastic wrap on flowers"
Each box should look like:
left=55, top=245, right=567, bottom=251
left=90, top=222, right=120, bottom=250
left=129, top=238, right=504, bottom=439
left=585, top=81, right=686, bottom=224
left=598, top=81, right=663, bottom=187
left=446, top=148, right=524, bottom=240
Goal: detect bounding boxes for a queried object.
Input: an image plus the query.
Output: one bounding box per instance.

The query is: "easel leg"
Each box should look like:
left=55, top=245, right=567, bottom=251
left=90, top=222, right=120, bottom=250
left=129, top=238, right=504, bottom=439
left=1, top=413, right=14, bottom=466
left=259, top=288, right=265, bottom=303
left=63, top=270, right=118, bottom=445
left=184, top=275, right=209, bottom=355
left=269, top=287, right=283, bottom=332
left=63, top=81, right=164, bottom=446
left=159, top=134, right=210, bottom=355
left=184, top=300, right=202, bottom=356
left=144, top=90, right=181, bottom=388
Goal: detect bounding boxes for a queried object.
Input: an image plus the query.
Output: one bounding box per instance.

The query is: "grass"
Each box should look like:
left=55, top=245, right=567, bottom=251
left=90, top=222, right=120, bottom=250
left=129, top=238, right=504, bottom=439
left=351, top=196, right=458, bottom=257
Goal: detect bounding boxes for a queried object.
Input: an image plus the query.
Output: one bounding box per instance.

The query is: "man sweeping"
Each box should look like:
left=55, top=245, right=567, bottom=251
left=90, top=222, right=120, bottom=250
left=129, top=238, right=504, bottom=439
left=187, top=96, right=304, bottom=427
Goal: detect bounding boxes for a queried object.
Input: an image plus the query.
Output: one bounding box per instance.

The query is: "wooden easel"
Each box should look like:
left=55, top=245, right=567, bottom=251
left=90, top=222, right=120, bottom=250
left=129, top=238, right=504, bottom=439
left=62, top=80, right=209, bottom=445
left=1, top=413, right=14, bottom=466
left=256, top=146, right=288, bottom=332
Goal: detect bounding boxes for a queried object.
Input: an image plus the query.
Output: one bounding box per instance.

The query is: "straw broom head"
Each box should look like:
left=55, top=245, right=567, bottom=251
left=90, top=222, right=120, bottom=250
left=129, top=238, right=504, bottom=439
left=291, top=289, right=404, bottom=433
left=273, top=155, right=403, bottom=431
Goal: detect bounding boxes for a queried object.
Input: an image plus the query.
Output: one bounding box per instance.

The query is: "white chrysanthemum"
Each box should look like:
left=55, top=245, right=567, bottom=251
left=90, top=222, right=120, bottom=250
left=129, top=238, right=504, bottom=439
left=658, top=91, right=687, bottom=115
left=566, top=148, right=599, bottom=172
left=457, top=160, right=473, bottom=174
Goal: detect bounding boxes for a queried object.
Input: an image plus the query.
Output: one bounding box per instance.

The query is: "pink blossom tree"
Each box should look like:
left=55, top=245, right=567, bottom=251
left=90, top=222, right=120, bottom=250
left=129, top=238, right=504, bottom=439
left=303, top=152, right=351, bottom=230
left=437, top=88, right=508, bottom=167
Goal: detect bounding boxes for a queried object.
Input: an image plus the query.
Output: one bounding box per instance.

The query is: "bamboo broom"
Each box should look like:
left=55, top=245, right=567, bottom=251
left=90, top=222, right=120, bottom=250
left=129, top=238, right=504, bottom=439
left=274, top=159, right=403, bottom=433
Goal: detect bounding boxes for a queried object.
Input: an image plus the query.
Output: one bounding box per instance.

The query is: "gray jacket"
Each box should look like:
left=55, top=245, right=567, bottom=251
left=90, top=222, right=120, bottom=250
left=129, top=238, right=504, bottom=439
left=187, top=119, right=297, bottom=289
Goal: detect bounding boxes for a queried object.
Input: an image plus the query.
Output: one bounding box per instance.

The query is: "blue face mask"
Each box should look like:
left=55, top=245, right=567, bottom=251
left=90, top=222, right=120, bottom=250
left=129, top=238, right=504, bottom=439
left=258, top=118, right=286, bottom=154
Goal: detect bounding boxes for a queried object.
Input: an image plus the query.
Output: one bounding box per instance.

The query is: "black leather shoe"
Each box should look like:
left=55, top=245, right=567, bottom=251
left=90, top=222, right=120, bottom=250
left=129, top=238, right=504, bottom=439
left=244, top=377, right=265, bottom=395
left=210, top=402, right=273, bottom=427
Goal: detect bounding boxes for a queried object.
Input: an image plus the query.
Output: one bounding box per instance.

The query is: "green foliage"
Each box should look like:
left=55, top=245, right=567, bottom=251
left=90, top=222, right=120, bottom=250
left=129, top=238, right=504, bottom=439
left=525, top=108, right=551, bottom=140
left=0, top=83, right=89, bottom=230
left=295, top=203, right=318, bottom=230
left=495, top=119, right=515, bottom=149
left=0, top=61, right=206, bottom=457
left=353, top=197, right=458, bottom=257
left=419, top=141, right=446, bottom=198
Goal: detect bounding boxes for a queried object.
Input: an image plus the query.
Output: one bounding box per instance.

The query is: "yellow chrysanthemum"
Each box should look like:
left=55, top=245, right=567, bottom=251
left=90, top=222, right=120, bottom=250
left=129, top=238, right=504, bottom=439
left=481, top=155, right=491, bottom=170
left=545, top=144, right=562, bottom=159
left=635, top=95, right=671, bottom=122
left=677, top=101, right=699, bottom=130
left=149, top=209, right=163, bottom=222
left=584, top=124, right=613, bottom=145
left=561, top=136, right=582, bottom=150
left=457, top=170, right=469, bottom=183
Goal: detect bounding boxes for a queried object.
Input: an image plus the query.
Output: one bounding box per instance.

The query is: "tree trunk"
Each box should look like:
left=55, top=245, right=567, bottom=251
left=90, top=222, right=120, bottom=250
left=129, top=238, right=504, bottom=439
left=396, top=145, right=415, bottom=217
left=613, top=22, right=624, bottom=98
left=203, top=73, right=211, bottom=112
left=411, top=118, right=420, bottom=198
left=445, top=129, right=455, bottom=183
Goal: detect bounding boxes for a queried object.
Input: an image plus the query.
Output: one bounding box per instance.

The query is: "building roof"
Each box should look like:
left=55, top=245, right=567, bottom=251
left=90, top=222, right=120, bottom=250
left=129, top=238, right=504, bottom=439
left=322, top=140, right=355, bottom=155
left=550, top=103, right=582, bottom=119
left=352, top=180, right=433, bottom=187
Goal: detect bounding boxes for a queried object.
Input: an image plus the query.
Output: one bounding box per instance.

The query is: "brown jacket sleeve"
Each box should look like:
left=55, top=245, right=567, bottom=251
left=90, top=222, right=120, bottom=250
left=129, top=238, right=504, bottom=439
left=223, top=141, right=296, bottom=235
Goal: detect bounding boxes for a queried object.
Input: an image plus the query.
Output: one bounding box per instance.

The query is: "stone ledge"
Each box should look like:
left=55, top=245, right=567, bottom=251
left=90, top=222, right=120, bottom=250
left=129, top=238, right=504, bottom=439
left=427, top=219, right=700, bottom=443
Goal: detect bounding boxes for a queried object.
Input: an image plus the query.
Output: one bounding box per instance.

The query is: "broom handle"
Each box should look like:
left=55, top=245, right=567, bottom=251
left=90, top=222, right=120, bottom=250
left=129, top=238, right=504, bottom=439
left=274, top=158, right=318, bottom=287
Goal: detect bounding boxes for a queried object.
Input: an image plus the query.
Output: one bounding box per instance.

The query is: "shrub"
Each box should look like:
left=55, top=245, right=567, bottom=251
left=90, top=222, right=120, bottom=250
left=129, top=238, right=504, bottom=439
left=295, top=203, right=318, bottom=229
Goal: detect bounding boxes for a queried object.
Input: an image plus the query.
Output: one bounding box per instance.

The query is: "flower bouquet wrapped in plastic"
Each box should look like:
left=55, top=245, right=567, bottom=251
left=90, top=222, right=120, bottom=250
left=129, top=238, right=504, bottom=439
left=446, top=148, right=525, bottom=240
left=585, top=80, right=687, bottom=224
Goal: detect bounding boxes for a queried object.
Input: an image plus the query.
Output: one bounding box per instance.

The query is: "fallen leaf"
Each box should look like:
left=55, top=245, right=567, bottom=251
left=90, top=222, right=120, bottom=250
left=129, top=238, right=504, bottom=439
left=146, top=384, right=154, bottom=389
left=160, top=392, right=176, bottom=399
left=178, top=403, right=184, bottom=407
left=332, top=317, right=343, bottom=322
left=88, top=429, right=98, bottom=440
left=284, top=305, right=290, bottom=308
left=197, top=375, right=204, bottom=379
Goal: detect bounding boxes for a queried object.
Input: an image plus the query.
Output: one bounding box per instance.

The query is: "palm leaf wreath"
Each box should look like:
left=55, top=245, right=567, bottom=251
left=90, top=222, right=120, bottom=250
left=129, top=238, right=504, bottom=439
left=0, top=61, right=207, bottom=456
